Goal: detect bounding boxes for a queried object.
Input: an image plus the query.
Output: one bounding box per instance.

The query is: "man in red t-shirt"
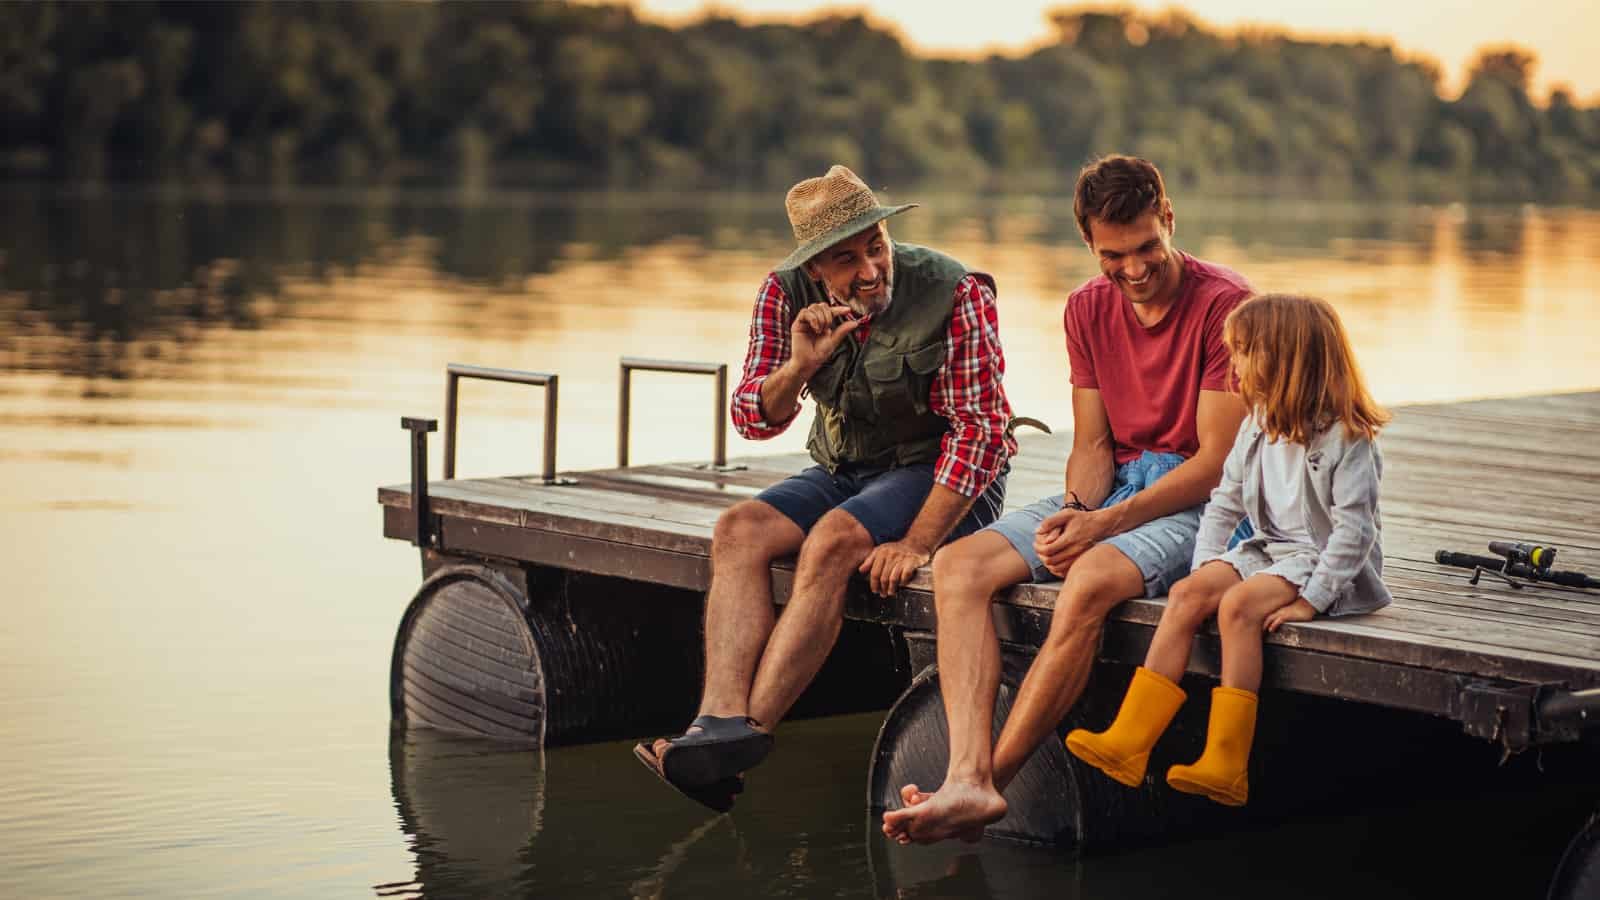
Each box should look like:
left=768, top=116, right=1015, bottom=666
left=883, top=155, right=1252, bottom=844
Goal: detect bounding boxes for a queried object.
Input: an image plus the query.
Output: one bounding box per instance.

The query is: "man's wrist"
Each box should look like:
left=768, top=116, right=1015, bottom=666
left=1091, top=504, right=1126, bottom=538
left=779, top=357, right=817, bottom=384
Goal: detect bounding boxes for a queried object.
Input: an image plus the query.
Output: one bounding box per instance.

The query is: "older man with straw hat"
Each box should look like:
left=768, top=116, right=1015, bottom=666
left=633, top=165, right=1017, bottom=811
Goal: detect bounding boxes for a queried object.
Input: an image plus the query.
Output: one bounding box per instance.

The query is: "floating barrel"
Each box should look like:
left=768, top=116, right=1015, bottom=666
left=392, top=560, right=914, bottom=746
left=391, top=563, right=705, bottom=745
left=869, top=634, right=1507, bottom=851
left=868, top=649, right=1188, bottom=850
left=1550, top=811, right=1600, bottom=900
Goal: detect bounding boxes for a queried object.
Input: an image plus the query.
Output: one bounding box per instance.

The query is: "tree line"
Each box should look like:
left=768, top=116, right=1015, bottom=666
left=3, top=1, right=1598, bottom=200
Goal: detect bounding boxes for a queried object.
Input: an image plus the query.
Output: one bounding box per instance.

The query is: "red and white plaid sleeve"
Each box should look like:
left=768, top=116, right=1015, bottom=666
left=730, top=273, right=799, bottom=439
left=930, top=275, right=1017, bottom=498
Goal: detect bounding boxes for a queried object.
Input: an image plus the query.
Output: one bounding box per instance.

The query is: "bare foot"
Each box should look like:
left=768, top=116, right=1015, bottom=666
left=897, top=785, right=982, bottom=840
left=882, top=783, right=927, bottom=842
left=882, top=780, right=1007, bottom=845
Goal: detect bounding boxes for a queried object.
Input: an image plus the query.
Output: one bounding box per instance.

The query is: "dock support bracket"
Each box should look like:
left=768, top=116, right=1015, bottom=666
left=1456, top=680, right=1600, bottom=753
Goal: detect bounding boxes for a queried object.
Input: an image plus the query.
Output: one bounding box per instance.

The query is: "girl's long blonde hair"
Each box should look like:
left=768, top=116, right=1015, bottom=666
left=1224, top=294, right=1390, bottom=445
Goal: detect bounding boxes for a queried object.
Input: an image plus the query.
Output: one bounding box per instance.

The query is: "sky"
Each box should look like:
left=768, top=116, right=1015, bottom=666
left=616, top=0, right=1600, bottom=100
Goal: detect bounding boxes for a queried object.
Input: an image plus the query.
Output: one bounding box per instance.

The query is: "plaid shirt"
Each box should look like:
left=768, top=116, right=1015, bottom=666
left=731, top=272, right=1016, bottom=499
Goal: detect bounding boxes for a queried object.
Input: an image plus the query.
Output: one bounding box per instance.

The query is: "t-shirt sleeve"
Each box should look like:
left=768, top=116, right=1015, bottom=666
left=1064, top=294, right=1098, bottom=389
left=1199, top=287, right=1250, bottom=392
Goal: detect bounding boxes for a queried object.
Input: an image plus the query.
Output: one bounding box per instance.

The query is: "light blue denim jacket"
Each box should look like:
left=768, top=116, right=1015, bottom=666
left=1192, top=417, right=1392, bottom=615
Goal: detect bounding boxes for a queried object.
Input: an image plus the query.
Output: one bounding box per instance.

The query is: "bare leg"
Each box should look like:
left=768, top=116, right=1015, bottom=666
left=697, top=500, right=805, bottom=719
left=990, top=543, right=1145, bottom=791
left=746, top=509, right=874, bottom=728
left=881, top=531, right=1031, bottom=844
left=1216, top=574, right=1297, bottom=693
left=1142, top=561, right=1241, bottom=683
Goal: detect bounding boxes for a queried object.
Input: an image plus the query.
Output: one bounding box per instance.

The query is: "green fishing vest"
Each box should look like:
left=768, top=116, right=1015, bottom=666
left=776, top=243, right=995, bottom=471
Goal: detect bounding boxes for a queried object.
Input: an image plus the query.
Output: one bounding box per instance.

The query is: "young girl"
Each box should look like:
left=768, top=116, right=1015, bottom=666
left=1064, top=293, right=1392, bottom=807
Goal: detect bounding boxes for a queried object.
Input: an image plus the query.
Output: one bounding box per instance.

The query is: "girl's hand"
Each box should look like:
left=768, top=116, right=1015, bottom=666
left=1264, top=597, right=1317, bottom=633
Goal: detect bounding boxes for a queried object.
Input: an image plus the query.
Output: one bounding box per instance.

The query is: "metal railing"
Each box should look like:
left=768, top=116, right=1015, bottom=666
left=444, top=362, right=574, bottom=486
left=618, top=357, right=740, bottom=470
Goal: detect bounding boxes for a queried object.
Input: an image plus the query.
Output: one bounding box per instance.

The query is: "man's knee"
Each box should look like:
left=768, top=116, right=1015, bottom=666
left=1053, top=546, right=1143, bottom=633
left=799, top=509, right=873, bottom=568
left=932, top=533, right=1022, bottom=609
left=713, top=501, right=796, bottom=561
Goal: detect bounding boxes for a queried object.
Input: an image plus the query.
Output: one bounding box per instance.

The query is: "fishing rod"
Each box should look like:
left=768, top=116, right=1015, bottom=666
left=1434, top=540, right=1600, bottom=590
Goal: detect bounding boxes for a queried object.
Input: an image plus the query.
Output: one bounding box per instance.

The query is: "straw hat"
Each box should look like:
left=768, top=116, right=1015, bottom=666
left=776, top=165, right=917, bottom=271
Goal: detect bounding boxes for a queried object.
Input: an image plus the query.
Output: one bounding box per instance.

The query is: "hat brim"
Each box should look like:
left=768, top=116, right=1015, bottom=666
left=775, top=202, right=918, bottom=271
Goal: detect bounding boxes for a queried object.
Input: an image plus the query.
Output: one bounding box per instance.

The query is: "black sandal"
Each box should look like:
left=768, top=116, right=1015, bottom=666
left=632, top=740, right=745, bottom=813
left=658, top=715, right=774, bottom=788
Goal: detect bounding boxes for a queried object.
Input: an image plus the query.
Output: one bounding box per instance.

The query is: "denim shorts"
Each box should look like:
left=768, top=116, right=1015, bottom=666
left=984, top=451, right=1204, bottom=598
left=755, top=462, right=1007, bottom=546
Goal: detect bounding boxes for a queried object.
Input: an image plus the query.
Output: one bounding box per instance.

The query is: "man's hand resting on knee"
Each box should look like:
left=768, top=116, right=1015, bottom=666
left=1034, top=508, right=1115, bottom=577
left=860, top=539, right=934, bottom=597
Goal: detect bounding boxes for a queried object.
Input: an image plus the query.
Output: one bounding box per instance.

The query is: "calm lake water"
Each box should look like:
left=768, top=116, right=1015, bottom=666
left=2, top=186, right=1598, bottom=898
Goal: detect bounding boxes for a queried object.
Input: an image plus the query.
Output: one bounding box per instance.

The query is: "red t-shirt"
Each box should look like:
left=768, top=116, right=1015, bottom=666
left=1064, top=253, right=1252, bottom=464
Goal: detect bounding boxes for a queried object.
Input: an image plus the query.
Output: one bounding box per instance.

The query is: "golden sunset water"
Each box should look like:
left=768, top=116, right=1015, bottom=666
left=1, top=187, right=1596, bottom=896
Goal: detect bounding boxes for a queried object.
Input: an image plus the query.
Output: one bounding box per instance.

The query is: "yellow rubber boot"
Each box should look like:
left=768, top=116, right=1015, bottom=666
left=1165, top=686, right=1258, bottom=807
left=1064, top=667, right=1187, bottom=787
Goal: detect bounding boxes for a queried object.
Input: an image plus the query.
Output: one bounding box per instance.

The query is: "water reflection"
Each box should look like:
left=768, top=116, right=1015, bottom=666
left=386, top=717, right=1596, bottom=899
left=385, top=730, right=544, bottom=898
left=6, top=187, right=1599, bottom=414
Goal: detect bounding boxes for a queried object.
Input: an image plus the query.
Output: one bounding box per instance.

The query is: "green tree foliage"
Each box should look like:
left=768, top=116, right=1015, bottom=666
left=2, top=1, right=1598, bottom=200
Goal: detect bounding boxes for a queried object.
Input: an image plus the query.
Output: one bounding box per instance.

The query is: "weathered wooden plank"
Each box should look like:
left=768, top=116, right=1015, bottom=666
left=1381, top=570, right=1600, bottom=624
left=627, top=462, right=802, bottom=491
left=434, top=516, right=713, bottom=591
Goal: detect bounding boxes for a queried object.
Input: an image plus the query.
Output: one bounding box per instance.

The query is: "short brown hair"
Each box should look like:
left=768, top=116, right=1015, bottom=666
left=1224, top=294, right=1390, bottom=445
left=1073, top=155, right=1170, bottom=243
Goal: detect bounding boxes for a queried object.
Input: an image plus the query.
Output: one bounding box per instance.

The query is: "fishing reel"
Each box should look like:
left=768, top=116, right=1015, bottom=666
left=1435, top=540, right=1599, bottom=590
left=1487, top=540, right=1557, bottom=571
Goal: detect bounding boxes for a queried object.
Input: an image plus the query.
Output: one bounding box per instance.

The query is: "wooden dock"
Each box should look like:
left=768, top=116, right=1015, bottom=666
left=376, top=388, right=1599, bottom=883
left=380, top=391, right=1600, bottom=745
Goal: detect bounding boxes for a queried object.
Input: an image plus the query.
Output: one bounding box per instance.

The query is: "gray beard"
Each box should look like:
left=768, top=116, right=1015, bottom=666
left=831, top=273, right=893, bottom=317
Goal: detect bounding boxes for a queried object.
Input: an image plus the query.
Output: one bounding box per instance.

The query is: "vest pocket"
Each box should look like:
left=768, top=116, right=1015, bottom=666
left=808, top=342, right=853, bottom=407
left=864, top=340, right=945, bottom=418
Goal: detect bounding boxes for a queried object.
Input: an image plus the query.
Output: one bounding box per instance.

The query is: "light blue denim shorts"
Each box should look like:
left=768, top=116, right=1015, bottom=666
left=983, top=450, right=1206, bottom=598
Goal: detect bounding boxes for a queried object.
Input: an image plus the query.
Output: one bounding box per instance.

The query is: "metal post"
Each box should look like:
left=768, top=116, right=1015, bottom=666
left=543, top=375, right=559, bottom=485
left=401, top=417, right=438, bottom=548
left=713, top=365, right=727, bottom=469
left=618, top=363, right=632, bottom=467
left=443, top=371, right=460, bottom=479
left=617, top=356, right=741, bottom=471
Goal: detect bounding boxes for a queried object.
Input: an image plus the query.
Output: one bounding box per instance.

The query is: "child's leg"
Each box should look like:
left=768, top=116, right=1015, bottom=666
left=1216, top=574, right=1299, bottom=693
left=1144, top=560, right=1242, bottom=682
left=1064, top=562, right=1242, bottom=787
left=1167, top=574, right=1298, bottom=807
